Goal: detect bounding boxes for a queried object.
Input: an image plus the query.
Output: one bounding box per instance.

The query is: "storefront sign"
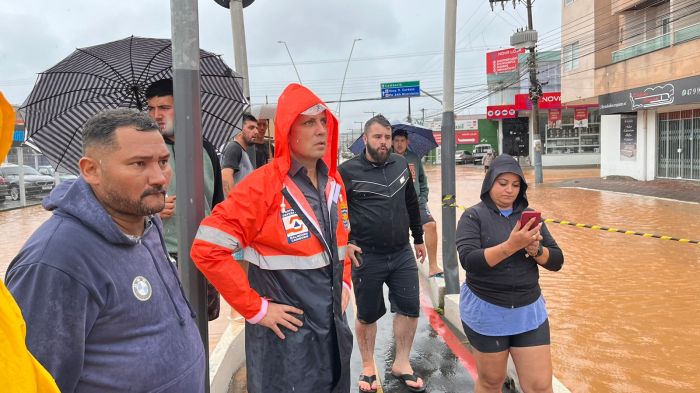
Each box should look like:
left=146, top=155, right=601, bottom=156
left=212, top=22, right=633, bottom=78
left=486, top=48, right=526, bottom=75
left=539, top=92, right=562, bottom=109
left=456, top=130, right=480, bottom=144
left=455, top=119, right=478, bottom=131
left=620, top=114, right=637, bottom=161
left=515, top=93, right=533, bottom=110
left=547, top=108, right=562, bottom=129
left=486, top=105, right=517, bottom=119
left=432, top=130, right=480, bottom=145
left=574, top=108, right=589, bottom=128
left=599, top=75, right=700, bottom=114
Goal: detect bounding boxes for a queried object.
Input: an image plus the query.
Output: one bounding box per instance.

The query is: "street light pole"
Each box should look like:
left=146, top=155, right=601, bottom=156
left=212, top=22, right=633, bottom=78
left=337, top=38, right=362, bottom=117
left=229, top=0, right=250, bottom=100
left=278, top=40, right=302, bottom=84
left=441, top=0, right=459, bottom=295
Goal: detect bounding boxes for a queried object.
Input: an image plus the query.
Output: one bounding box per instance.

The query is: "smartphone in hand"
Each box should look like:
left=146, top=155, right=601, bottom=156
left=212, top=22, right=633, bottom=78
left=519, top=211, right=541, bottom=230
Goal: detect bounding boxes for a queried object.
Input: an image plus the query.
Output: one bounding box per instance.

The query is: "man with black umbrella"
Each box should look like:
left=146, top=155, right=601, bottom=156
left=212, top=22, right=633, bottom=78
left=392, top=129, right=442, bottom=278
left=146, top=79, right=223, bottom=320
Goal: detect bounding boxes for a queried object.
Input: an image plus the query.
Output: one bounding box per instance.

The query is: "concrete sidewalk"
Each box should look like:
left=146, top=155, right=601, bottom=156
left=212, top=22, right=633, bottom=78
left=550, top=175, right=699, bottom=203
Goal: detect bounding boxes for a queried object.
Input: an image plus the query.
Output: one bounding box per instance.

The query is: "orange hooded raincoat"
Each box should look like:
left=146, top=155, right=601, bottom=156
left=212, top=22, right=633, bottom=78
left=191, top=84, right=352, bottom=392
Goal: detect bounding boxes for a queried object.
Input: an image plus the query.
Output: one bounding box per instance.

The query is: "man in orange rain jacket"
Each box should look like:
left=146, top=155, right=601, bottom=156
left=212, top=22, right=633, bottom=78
left=191, top=83, right=353, bottom=393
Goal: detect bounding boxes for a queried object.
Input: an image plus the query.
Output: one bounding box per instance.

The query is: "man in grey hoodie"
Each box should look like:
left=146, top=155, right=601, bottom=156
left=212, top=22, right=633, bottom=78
left=5, top=109, right=206, bottom=393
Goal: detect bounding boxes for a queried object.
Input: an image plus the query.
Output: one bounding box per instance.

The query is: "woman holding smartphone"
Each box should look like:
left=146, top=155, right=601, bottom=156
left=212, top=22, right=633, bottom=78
left=456, top=154, right=564, bottom=393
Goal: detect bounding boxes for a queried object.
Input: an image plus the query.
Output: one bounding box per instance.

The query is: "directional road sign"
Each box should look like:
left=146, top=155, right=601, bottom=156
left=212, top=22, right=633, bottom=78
left=381, top=81, right=421, bottom=99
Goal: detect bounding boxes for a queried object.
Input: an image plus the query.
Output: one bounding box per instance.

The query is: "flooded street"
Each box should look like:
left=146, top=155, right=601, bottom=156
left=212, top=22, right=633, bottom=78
left=2, top=166, right=700, bottom=392
left=425, top=164, right=700, bottom=392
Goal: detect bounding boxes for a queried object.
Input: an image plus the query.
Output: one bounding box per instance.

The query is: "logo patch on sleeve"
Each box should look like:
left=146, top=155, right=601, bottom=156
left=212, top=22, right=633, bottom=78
left=281, top=208, right=311, bottom=243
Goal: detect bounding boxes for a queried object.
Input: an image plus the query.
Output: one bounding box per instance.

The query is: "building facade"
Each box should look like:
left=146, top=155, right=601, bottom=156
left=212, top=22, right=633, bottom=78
left=562, top=0, right=700, bottom=181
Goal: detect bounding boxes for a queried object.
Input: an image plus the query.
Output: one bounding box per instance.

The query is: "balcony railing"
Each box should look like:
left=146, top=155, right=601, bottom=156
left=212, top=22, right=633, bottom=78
left=674, top=22, right=700, bottom=45
left=612, top=33, right=671, bottom=63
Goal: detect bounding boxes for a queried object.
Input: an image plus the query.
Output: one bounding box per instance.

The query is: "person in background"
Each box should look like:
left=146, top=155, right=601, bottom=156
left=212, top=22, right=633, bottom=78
left=146, top=78, right=223, bottom=320
left=456, top=154, right=564, bottom=393
left=391, top=128, right=442, bottom=278
left=221, top=112, right=257, bottom=196
left=482, top=149, right=495, bottom=173
left=249, top=117, right=274, bottom=168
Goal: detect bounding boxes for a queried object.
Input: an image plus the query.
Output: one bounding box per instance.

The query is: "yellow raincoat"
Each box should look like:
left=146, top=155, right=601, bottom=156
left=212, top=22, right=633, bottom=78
left=0, top=91, right=59, bottom=392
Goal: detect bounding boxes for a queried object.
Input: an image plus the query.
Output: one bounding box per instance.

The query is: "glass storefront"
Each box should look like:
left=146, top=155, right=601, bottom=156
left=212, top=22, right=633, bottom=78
left=540, top=108, right=601, bottom=154
left=657, top=110, right=700, bottom=180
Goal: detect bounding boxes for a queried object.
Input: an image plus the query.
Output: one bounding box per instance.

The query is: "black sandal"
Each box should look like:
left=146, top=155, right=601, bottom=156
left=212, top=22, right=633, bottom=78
left=358, top=374, right=377, bottom=393
left=391, top=372, right=426, bottom=392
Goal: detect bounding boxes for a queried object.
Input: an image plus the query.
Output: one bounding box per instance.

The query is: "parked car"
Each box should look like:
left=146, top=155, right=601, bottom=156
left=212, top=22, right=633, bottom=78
left=472, top=144, right=493, bottom=164
left=0, top=164, right=55, bottom=201
left=0, top=175, right=9, bottom=203
left=455, top=150, right=475, bottom=165
left=38, top=165, right=78, bottom=182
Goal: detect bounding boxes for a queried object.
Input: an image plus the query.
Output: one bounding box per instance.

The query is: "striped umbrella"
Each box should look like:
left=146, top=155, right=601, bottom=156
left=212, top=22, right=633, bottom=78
left=20, top=36, right=248, bottom=175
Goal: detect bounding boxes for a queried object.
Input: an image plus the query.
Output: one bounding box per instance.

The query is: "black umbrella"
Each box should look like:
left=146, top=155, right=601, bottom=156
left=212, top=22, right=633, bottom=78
left=349, top=121, right=438, bottom=158
left=20, top=36, right=248, bottom=175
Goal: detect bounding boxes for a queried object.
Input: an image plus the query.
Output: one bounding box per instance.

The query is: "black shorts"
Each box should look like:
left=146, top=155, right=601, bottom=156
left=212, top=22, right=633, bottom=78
left=352, top=245, right=420, bottom=324
left=461, top=319, right=550, bottom=353
left=419, top=205, right=435, bottom=226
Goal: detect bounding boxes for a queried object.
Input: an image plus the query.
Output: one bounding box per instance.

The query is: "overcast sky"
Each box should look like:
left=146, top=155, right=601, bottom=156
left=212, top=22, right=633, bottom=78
left=0, top=0, right=562, bottom=136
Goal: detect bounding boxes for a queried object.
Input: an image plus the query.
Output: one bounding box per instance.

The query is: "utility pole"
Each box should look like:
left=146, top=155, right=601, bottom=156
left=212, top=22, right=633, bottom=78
left=407, top=97, right=412, bottom=123
left=491, top=0, right=542, bottom=183
left=421, top=108, right=426, bottom=125
left=171, top=0, right=208, bottom=391
left=229, top=0, right=249, bottom=100
left=364, top=111, right=377, bottom=118
left=441, top=0, right=459, bottom=295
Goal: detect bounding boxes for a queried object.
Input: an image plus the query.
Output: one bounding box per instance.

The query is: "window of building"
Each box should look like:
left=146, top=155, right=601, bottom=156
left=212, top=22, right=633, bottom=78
left=563, top=41, right=579, bottom=71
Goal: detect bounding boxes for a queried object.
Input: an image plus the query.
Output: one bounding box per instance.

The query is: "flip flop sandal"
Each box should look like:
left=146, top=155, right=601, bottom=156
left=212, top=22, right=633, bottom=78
left=429, top=272, right=444, bottom=278
left=391, top=372, right=426, bottom=392
left=358, top=374, right=378, bottom=393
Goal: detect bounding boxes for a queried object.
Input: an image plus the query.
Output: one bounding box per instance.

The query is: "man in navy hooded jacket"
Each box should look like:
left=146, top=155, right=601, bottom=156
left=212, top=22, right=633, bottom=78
left=5, top=109, right=205, bottom=392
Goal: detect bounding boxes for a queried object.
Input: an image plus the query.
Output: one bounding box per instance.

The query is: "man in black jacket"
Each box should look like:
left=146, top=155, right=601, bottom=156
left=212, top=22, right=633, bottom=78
left=338, top=114, right=426, bottom=393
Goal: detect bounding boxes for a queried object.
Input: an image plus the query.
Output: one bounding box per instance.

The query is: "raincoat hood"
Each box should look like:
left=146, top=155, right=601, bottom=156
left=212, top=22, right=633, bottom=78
left=273, top=83, right=339, bottom=178
left=480, top=154, right=529, bottom=212
left=43, top=178, right=149, bottom=246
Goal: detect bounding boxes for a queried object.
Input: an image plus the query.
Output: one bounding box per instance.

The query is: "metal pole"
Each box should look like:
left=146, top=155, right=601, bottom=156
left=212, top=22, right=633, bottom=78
left=229, top=0, right=250, bottom=100
left=407, top=97, right=412, bottom=123
left=17, top=147, right=26, bottom=206
left=278, top=41, right=302, bottom=84
left=441, top=0, right=459, bottom=295
left=170, top=1, right=209, bottom=391
left=527, top=0, right=543, bottom=183
left=337, top=38, right=361, bottom=116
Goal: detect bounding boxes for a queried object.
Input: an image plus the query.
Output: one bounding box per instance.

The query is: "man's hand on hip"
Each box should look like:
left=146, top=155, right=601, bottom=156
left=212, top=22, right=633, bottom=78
left=414, top=243, right=426, bottom=263
left=258, top=302, right=304, bottom=340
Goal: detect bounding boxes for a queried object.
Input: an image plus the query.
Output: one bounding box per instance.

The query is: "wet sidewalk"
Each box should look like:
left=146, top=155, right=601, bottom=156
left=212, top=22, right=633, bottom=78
left=550, top=174, right=700, bottom=204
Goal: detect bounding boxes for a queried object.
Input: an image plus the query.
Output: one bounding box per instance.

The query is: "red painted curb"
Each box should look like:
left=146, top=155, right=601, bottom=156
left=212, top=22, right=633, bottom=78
left=419, top=292, right=479, bottom=381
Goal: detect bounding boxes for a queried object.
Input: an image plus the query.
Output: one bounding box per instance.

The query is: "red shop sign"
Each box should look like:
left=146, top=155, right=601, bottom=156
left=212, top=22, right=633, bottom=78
left=486, top=105, right=518, bottom=119
left=548, top=108, right=562, bottom=122
left=456, top=130, right=480, bottom=144
left=433, top=131, right=442, bottom=145
left=539, top=92, right=562, bottom=109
